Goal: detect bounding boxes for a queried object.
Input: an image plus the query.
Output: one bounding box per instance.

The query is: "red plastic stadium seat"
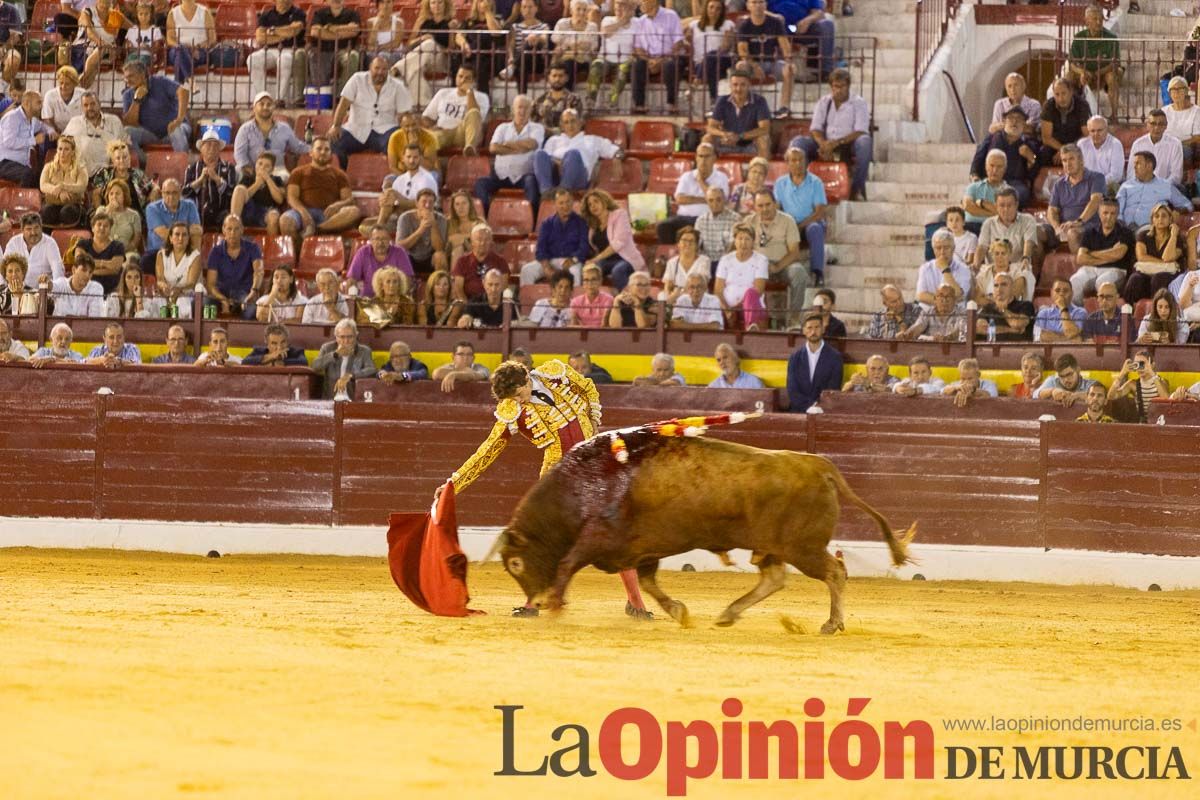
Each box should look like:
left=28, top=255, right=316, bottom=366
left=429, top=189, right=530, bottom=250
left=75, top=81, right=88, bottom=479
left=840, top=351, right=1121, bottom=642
left=809, top=161, right=849, bottom=204
left=296, top=235, right=347, bottom=279
left=594, top=157, right=644, bottom=196
left=144, top=150, right=190, bottom=185
left=1033, top=166, right=1064, bottom=202
left=262, top=235, right=297, bottom=273
left=1038, top=252, right=1077, bottom=291
left=498, top=238, right=538, bottom=272
left=487, top=197, right=534, bottom=239
left=444, top=155, right=491, bottom=194
left=295, top=114, right=335, bottom=140
left=1133, top=298, right=1152, bottom=325
left=646, top=158, right=692, bottom=194
left=766, top=160, right=789, bottom=183
left=0, top=187, right=42, bottom=216
left=50, top=228, right=89, bottom=252
left=215, top=4, right=257, bottom=43
left=584, top=119, right=628, bottom=150
left=519, top=283, right=552, bottom=313
left=628, top=121, right=676, bottom=159
left=200, top=232, right=220, bottom=266
left=775, top=120, right=811, bottom=156
left=355, top=194, right=381, bottom=220
left=346, top=152, right=390, bottom=192
left=1110, top=124, right=1146, bottom=154
left=715, top=159, right=743, bottom=186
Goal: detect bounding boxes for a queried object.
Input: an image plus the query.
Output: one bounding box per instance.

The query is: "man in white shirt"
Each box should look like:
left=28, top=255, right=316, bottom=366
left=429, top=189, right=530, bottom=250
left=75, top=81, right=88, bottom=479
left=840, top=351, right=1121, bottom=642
left=1127, top=108, right=1184, bottom=187
left=656, top=142, right=730, bottom=244
left=302, top=267, right=351, bottom=324
left=1076, top=114, right=1125, bottom=193
left=0, top=90, right=53, bottom=187
left=893, top=355, right=946, bottom=397
left=62, top=90, right=127, bottom=177
left=422, top=65, right=490, bottom=155
left=382, top=143, right=438, bottom=217
left=669, top=271, right=724, bottom=330
left=4, top=213, right=65, bottom=285
left=533, top=108, right=622, bottom=193
left=330, top=56, right=413, bottom=168
left=0, top=317, right=29, bottom=362
left=474, top=94, right=543, bottom=216
left=50, top=253, right=104, bottom=318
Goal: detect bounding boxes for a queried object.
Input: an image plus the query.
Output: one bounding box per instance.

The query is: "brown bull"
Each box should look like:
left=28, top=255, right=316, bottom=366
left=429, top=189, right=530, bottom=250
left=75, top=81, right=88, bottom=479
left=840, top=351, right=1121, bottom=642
left=498, top=432, right=916, bottom=633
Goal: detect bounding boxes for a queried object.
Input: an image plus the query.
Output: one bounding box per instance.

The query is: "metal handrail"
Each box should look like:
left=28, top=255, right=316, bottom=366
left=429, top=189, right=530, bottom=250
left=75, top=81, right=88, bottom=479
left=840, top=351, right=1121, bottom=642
left=942, top=68, right=974, bottom=143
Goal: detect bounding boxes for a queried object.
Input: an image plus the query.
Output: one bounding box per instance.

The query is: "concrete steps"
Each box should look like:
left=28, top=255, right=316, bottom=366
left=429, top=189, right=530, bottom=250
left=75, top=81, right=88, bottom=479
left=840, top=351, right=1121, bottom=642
left=829, top=242, right=926, bottom=267
left=862, top=180, right=962, bottom=204
left=872, top=160, right=969, bottom=182
left=843, top=200, right=947, bottom=225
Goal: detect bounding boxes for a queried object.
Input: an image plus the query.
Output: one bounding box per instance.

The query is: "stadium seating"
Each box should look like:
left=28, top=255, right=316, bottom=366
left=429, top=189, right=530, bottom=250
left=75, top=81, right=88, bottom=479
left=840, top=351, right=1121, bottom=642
left=1038, top=253, right=1077, bottom=292
left=262, top=235, right=297, bottom=273
left=715, top=160, right=743, bottom=186
left=628, top=122, right=677, bottom=159
left=775, top=121, right=811, bottom=155
left=594, top=158, right=644, bottom=197
left=498, top=239, right=538, bottom=271
left=346, top=152, right=390, bottom=192
left=444, top=156, right=491, bottom=194
left=487, top=197, right=534, bottom=239
left=584, top=119, right=628, bottom=150
left=809, top=162, right=850, bottom=204
left=646, top=158, right=692, bottom=194
left=144, top=151, right=189, bottom=185
left=297, top=236, right=347, bottom=279
left=0, top=187, right=42, bottom=216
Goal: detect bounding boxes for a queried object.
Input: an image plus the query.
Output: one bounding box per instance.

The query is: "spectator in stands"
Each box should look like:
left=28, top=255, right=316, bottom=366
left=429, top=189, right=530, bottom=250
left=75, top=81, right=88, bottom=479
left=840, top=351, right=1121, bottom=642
left=1136, top=287, right=1187, bottom=344
left=568, top=350, right=613, bottom=384
left=744, top=189, right=806, bottom=327
left=63, top=91, right=126, bottom=178
left=1039, top=79, right=1090, bottom=169
left=0, top=1, right=21, bottom=88
left=969, top=107, right=1038, bottom=207
left=521, top=188, right=588, bottom=286
left=39, top=136, right=87, bottom=229
left=206, top=214, right=266, bottom=320
left=312, top=318, right=377, bottom=399
left=30, top=323, right=84, bottom=366
left=418, top=269, right=463, bottom=326
left=432, top=339, right=490, bottom=392
left=974, top=188, right=1039, bottom=275
left=901, top=285, right=966, bottom=342
left=504, top=345, right=534, bottom=369
left=943, top=206, right=977, bottom=264
left=693, top=185, right=741, bottom=260
left=976, top=273, right=1033, bottom=341
left=357, top=265, right=416, bottom=327
left=475, top=94, right=543, bottom=217
left=243, top=323, right=309, bottom=366
left=452, top=224, right=507, bottom=302
left=89, top=140, right=155, bottom=213
left=866, top=284, right=919, bottom=339
left=1033, top=278, right=1086, bottom=343
left=231, top=152, right=286, bottom=238
left=582, top=188, right=644, bottom=290
left=194, top=327, right=242, bottom=367
left=42, top=66, right=83, bottom=136
left=532, top=61, right=586, bottom=133
left=255, top=264, right=306, bottom=324
left=551, top=2, right=600, bottom=92
left=1067, top=5, right=1120, bottom=121
left=569, top=264, right=614, bottom=327
left=347, top=225, right=414, bottom=298
left=506, top=0, right=550, bottom=95
left=662, top=227, right=710, bottom=302
left=165, top=0, right=215, bottom=89
left=4, top=213, right=65, bottom=286
left=774, top=147, right=827, bottom=285
left=124, top=1, right=164, bottom=72
left=86, top=320, right=141, bottom=366
left=303, top=267, right=351, bottom=325
left=708, top=343, right=763, bottom=388
left=1034, top=353, right=1095, bottom=406
left=786, top=313, right=842, bottom=412
left=378, top=340, right=429, bottom=383
left=659, top=145, right=731, bottom=244
left=1082, top=280, right=1127, bottom=341
left=0, top=90, right=53, bottom=187
left=0, top=76, right=22, bottom=117
left=1126, top=201, right=1183, bottom=303
left=451, top=0, right=506, bottom=95
left=386, top=111, right=439, bottom=177
left=397, top=188, right=449, bottom=274
left=423, top=65, right=490, bottom=155
left=730, top=156, right=770, bottom=216
left=686, top=0, right=736, bottom=103
left=526, top=270, right=575, bottom=328
left=443, top=190, right=484, bottom=265
left=705, top=69, right=770, bottom=159
left=233, top=92, right=310, bottom=177
left=1077, top=382, right=1114, bottom=423
left=975, top=239, right=1034, bottom=305
left=330, top=56, right=412, bottom=168
left=917, top=228, right=971, bottom=306
left=942, top=358, right=998, bottom=407
left=120, top=59, right=189, bottom=164
left=280, top=136, right=362, bottom=237
left=399, top=0, right=454, bottom=107
left=148, top=221, right=195, bottom=318
left=0, top=254, right=37, bottom=316
left=1176, top=269, right=1200, bottom=328
left=381, top=144, right=439, bottom=221
left=1010, top=351, right=1044, bottom=399
left=633, top=352, right=686, bottom=386
left=95, top=181, right=144, bottom=262
left=736, top=0, right=793, bottom=114
left=1037, top=143, right=1104, bottom=259
left=714, top=223, right=768, bottom=330
left=1074, top=198, right=1132, bottom=300
left=309, top=0, right=363, bottom=96
left=990, top=72, right=1041, bottom=134
left=132, top=326, right=184, bottom=375
left=792, top=68, right=872, bottom=201
left=893, top=355, right=945, bottom=397
left=103, top=264, right=150, bottom=318
left=142, top=178, right=201, bottom=272
left=1077, top=115, right=1125, bottom=193
left=534, top=108, right=622, bottom=194
left=607, top=270, right=658, bottom=328
left=630, top=0, right=685, bottom=113
left=183, top=130, right=237, bottom=230
left=1116, top=152, right=1189, bottom=230
left=811, top=289, right=846, bottom=338
left=587, top=0, right=637, bottom=109
left=72, top=0, right=122, bottom=89
left=843, top=354, right=897, bottom=393
left=670, top=271, right=724, bottom=330
left=456, top=267, right=507, bottom=328
left=0, top=318, right=28, bottom=363
left=1163, top=76, right=1200, bottom=165
left=962, top=149, right=1010, bottom=227
left=1127, top=109, right=1183, bottom=187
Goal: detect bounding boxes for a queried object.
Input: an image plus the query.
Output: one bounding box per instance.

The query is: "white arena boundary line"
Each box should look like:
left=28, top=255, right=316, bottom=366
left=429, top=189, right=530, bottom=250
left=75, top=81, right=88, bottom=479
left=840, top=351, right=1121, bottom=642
left=1, top=518, right=1197, bottom=591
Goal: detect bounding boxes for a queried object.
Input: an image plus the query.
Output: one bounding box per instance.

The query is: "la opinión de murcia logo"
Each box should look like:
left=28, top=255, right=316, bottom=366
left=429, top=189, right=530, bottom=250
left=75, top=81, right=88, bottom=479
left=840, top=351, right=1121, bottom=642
left=495, top=699, right=1191, bottom=795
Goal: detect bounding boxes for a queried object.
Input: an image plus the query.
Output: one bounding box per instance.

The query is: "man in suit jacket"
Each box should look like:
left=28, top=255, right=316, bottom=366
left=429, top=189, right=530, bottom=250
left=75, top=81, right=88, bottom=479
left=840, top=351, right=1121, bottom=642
left=786, top=313, right=844, bottom=412
left=311, top=318, right=378, bottom=399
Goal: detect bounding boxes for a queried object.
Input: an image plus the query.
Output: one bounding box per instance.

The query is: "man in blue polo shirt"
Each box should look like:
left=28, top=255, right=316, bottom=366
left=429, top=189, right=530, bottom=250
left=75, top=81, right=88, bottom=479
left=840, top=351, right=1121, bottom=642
left=1037, top=143, right=1104, bottom=255
left=141, top=178, right=202, bottom=273
left=704, top=69, right=771, bottom=159
left=520, top=188, right=589, bottom=286
left=121, top=59, right=191, bottom=164
left=774, top=147, right=828, bottom=284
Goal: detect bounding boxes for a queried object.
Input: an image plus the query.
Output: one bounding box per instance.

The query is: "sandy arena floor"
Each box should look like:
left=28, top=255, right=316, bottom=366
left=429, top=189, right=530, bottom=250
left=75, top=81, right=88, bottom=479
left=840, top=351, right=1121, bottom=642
left=0, top=548, right=1196, bottom=800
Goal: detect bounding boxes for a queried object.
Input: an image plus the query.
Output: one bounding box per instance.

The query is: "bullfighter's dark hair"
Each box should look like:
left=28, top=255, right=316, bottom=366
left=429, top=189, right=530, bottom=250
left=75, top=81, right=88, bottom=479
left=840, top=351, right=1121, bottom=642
left=491, top=361, right=530, bottom=400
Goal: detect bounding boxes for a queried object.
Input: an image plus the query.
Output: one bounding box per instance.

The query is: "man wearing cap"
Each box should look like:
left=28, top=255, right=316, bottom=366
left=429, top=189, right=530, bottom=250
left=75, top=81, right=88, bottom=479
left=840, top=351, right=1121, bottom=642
left=183, top=129, right=238, bottom=230
left=233, top=91, right=310, bottom=177
left=969, top=105, right=1039, bottom=207
left=329, top=56, right=413, bottom=169
left=1164, top=76, right=1200, bottom=166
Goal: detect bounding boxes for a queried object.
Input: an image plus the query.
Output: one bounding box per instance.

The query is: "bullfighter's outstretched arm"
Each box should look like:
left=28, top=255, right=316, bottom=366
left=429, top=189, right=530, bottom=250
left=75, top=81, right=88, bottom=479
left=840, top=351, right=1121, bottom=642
left=450, top=418, right=513, bottom=493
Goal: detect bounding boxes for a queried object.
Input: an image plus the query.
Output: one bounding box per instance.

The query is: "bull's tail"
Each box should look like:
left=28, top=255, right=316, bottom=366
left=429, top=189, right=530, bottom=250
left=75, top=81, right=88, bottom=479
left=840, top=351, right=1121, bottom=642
left=825, top=463, right=916, bottom=568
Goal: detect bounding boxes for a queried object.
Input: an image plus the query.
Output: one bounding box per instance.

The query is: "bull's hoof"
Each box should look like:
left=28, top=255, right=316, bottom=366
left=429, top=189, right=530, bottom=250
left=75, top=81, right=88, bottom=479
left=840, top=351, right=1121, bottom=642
left=714, top=611, right=739, bottom=627
left=625, top=602, right=654, bottom=621
left=511, top=606, right=540, bottom=618
left=664, top=600, right=692, bottom=628
left=819, top=620, right=845, bottom=635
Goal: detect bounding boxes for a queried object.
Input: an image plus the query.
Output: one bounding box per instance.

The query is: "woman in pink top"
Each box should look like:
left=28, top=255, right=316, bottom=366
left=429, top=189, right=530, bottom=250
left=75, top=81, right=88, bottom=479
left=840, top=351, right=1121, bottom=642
left=569, top=263, right=614, bottom=327
left=581, top=188, right=644, bottom=291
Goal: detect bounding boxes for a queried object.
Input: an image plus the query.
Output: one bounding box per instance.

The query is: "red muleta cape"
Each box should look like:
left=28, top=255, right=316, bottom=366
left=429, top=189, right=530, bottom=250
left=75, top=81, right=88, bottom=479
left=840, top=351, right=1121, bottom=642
left=386, top=482, right=483, bottom=617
